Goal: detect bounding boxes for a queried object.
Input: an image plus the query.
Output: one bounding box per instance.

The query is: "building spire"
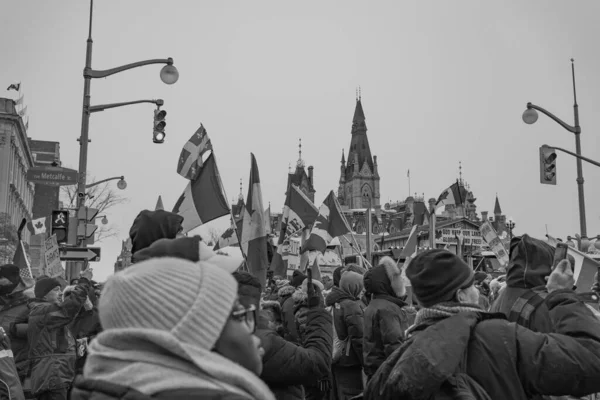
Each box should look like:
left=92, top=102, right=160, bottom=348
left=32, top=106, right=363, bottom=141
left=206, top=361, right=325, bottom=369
left=494, top=193, right=502, bottom=215
left=296, top=138, right=305, bottom=168
left=341, top=148, right=345, bottom=164
left=238, top=178, right=244, bottom=201
left=459, top=161, right=463, bottom=185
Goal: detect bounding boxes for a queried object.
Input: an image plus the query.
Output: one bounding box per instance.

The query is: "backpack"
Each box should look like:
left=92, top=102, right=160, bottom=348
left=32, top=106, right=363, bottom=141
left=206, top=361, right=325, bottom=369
left=507, top=288, right=548, bottom=329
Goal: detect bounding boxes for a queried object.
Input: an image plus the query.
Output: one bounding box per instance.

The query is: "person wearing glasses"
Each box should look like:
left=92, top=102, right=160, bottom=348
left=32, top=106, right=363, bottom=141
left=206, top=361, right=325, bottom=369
left=70, top=257, right=274, bottom=400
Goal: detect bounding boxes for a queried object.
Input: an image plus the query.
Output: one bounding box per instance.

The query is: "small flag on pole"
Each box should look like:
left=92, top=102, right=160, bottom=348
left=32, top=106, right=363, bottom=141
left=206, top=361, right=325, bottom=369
left=177, top=124, right=213, bottom=181
left=27, top=216, right=50, bottom=236
left=303, top=191, right=351, bottom=253
left=6, top=83, right=20, bottom=92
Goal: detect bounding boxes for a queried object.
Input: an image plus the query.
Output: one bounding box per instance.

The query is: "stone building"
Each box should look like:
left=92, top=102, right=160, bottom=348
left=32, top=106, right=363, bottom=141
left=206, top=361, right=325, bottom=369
left=287, top=139, right=316, bottom=203
left=0, top=98, right=35, bottom=244
left=114, top=238, right=132, bottom=273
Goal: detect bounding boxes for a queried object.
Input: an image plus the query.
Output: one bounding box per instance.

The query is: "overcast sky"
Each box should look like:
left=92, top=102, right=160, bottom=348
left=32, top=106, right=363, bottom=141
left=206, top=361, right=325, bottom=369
left=2, top=1, right=600, bottom=282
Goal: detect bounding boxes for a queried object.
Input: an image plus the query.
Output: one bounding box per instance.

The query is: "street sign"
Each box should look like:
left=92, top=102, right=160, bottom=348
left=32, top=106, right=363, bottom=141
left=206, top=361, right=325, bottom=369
left=78, top=207, right=99, bottom=221
left=59, top=247, right=101, bottom=262
left=44, top=235, right=64, bottom=278
left=26, top=166, right=78, bottom=186
left=77, top=224, right=97, bottom=238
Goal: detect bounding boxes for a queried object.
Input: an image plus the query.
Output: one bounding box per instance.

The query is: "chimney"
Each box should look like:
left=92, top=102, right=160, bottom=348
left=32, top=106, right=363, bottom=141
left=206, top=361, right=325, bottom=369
left=308, top=165, right=314, bottom=184
left=481, top=211, right=488, bottom=221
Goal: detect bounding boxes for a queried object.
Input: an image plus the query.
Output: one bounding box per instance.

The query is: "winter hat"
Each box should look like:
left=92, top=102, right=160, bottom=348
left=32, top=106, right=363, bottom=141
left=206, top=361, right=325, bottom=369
left=232, top=271, right=262, bottom=310
left=133, top=236, right=244, bottom=273
left=290, top=270, right=306, bottom=288
left=407, top=249, right=474, bottom=307
left=129, top=210, right=184, bottom=256
left=340, top=271, right=364, bottom=299
left=35, top=276, right=61, bottom=299
left=0, top=264, right=22, bottom=295
left=474, top=271, right=488, bottom=283
left=99, top=257, right=238, bottom=351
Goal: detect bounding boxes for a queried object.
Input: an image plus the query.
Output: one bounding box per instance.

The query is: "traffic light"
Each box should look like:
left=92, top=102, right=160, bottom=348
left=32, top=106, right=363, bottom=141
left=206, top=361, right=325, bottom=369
left=51, top=210, right=69, bottom=244
left=539, top=146, right=557, bottom=185
left=153, top=109, right=166, bottom=144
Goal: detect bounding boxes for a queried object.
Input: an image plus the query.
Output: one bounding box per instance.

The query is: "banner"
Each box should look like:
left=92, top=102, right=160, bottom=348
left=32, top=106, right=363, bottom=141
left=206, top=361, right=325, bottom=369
left=479, top=221, right=509, bottom=266
left=44, top=235, right=64, bottom=278
left=437, top=226, right=485, bottom=248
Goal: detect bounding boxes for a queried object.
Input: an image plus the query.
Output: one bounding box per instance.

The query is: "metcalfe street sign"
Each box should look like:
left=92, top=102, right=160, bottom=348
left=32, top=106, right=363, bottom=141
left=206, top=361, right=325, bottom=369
left=26, top=166, right=78, bottom=186
left=59, top=247, right=101, bottom=262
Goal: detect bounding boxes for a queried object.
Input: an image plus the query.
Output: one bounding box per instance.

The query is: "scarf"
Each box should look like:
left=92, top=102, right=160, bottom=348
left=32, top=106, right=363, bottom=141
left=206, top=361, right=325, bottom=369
left=85, top=328, right=275, bottom=400
left=408, top=302, right=482, bottom=337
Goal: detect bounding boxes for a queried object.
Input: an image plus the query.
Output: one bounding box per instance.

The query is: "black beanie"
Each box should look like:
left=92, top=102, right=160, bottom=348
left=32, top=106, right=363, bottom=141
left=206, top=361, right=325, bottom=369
left=406, top=249, right=474, bottom=307
left=35, top=276, right=61, bottom=299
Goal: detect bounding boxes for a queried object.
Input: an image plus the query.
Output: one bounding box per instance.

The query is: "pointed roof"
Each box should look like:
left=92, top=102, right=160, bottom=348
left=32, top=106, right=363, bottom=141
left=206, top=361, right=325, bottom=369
left=341, top=149, right=345, bottom=164
left=345, top=98, right=374, bottom=179
left=494, top=195, right=502, bottom=215
left=155, top=195, right=164, bottom=211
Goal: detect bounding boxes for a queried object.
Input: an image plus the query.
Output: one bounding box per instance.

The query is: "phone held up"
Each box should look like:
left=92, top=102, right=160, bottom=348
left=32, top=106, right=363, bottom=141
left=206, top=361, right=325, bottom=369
left=553, top=243, right=569, bottom=270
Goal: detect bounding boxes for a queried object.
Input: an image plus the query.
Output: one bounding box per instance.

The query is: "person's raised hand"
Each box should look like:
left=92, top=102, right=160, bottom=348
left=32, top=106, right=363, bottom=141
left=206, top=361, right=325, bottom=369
left=546, top=259, right=575, bottom=293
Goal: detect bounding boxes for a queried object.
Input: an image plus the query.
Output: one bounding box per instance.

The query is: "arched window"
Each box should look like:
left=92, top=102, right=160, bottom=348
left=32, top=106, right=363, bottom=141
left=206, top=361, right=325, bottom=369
left=361, top=184, right=372, bottom=208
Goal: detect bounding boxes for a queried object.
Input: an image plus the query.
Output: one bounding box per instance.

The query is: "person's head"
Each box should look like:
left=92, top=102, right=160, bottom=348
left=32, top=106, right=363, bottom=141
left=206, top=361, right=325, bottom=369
left=232, top=271, right=262, bottom=311
left=259, top=300, right=283, bottom=333
left=362, top=257, right=405, bottom=298
left=344, top=263, right=366, bottom=276
left=333, top=266, right=344, bottom=287
left=99, top=257, right=263, bottom=375
left=290, top=270, right=306, bottom=288
left=34, top=277, right=62, bottom=303
left=129, top=210, right=185, bottom=257
left=0, top=264, right=33, bottom=296
left=507, top=234, right=554, bottom=289
left=407, top=249, right=479, bottom=307
left=322, top=275, right=333, bottom=290
left=340, top=271, right=364, bottom=299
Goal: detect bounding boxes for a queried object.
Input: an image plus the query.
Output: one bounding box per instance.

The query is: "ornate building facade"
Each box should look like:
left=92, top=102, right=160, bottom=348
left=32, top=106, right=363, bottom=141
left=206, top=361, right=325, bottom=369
left=0, top=98, right=35, bottom=244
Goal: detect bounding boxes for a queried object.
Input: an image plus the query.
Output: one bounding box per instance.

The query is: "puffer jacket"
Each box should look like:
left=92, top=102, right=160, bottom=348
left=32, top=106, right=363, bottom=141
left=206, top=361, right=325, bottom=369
left=362, top=263, right=416, bottom=379
left=325, top=286, right=365, bottom=367
left=0, top=290, right=32, bottom=380
left=491, top=234, right=554, bottom=332
left=366, top=290, right=600, bottom=399
left=27, top=283, right=88, bottom=395
left=257, top=306, right=332, bottom=400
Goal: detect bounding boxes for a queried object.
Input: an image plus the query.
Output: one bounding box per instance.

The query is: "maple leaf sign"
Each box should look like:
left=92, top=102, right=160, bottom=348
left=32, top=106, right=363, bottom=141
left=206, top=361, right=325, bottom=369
left=35, top=221, right=43, bottom=229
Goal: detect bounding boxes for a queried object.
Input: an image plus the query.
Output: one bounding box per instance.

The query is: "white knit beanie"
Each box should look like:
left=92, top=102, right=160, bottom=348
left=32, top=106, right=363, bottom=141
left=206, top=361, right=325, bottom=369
left=99, top=257, right=238, bottom=351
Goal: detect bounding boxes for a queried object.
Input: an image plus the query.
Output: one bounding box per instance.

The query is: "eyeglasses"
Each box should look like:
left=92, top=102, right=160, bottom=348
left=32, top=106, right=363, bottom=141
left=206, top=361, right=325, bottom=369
left=231, top=304, right=257, bottom=333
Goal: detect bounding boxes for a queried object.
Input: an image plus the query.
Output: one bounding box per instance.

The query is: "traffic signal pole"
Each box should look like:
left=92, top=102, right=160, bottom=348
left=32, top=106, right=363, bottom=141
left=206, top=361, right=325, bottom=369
left=542, top=145, right=600, bottom=168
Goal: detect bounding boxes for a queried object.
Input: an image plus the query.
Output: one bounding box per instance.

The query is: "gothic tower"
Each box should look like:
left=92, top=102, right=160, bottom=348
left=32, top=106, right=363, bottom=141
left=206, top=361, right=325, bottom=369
left=286, top=139, right=316, bottom=202
left=338, top=94, right=380, bottom=209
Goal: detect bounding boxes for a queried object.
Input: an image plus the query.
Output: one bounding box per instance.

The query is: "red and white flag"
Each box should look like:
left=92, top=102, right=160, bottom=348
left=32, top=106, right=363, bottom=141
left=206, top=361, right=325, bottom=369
left=240, top=154, right=269, bottom=288
left=303, top=191, right=351, bottom=253
left=177, top=124, right=213, bottom=180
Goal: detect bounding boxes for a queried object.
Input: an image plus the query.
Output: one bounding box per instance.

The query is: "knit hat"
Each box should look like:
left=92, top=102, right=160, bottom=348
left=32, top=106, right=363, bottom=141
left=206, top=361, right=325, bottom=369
left=474, top=271, right=488, bottom=283
left=406, top=249, right=474, bottom=307
left=129, top=210, right=184, bottom=256
left=99, top=257, right=238, bottom=351
left=132, top=236, right=243, bottom=273
left=35, top=276, right=61, bottom=299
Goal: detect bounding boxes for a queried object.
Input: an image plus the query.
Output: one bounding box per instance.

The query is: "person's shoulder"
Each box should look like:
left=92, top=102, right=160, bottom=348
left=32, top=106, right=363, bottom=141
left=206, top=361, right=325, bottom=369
left=153, top=388, right=252, bottom=400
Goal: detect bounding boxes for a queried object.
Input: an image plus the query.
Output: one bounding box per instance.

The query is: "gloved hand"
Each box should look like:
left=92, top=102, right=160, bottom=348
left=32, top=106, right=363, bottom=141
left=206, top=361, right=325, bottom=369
left=546, top=259, right=575, bottom=293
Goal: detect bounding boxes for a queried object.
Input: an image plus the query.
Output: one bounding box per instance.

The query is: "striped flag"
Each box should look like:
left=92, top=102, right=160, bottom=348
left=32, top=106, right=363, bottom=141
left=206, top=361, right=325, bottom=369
left=177, top=124, right=213, bottom=180
left=547, top=235, right=600, bottom=292
left=240, top=154, right=269, bottom=288
left=270, top=184, right=319, bottom=276
left=172, top=153, right=229, bottom=234
left=435, top=180, right=468, bottom=210
left=303, top=191, right=351, bottom=253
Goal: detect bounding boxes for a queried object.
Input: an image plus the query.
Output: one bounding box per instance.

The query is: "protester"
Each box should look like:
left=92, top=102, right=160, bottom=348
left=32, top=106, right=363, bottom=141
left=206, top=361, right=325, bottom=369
left=282, top=270, right=307, bottom=343
left=362, top=256, right=415, bottom=381
left=365, top=248, right=600, bottom=399
left=28, top=271, right=92, bottom=400
left=235, top=271, right=332, bottom=400
left=490, top=234, right=555, bottom=332
left=327, top=270, right=366, bottom=399
left=71, top=257, right=274, bottom=400
left=128, top=209, right=184, bottom=262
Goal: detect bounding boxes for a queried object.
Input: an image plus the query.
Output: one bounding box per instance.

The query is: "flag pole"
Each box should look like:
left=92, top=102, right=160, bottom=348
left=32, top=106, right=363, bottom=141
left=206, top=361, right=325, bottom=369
left=342, top=234, right=373, bottom=269
left=211, top=152, right=248, bottom=264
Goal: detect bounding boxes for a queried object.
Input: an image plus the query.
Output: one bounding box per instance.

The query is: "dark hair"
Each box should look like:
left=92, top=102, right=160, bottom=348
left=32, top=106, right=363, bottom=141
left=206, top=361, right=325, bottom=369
left=232, top=271, right=262, bottom=291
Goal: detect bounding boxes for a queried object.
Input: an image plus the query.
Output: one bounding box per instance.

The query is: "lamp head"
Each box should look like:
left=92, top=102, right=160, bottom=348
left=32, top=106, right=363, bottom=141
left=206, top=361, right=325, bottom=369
left=101, top=216, right=108, bottom=225
left=522, top=107, right=539, bottom=124
left=117, top=178, right=127, bottom=190
left=160, top=63, right=179, bottom=85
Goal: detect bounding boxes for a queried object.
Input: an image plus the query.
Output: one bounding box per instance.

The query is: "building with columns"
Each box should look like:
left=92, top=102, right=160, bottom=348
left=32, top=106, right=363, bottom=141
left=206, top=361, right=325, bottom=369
left=0, top=98, right=35, bottom=244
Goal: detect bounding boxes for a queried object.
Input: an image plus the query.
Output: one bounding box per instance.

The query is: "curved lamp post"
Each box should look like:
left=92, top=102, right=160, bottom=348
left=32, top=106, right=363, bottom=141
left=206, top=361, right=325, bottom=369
left=522, top=59, right=587, bottom=240
left=85, top=176, right=127, bottom=190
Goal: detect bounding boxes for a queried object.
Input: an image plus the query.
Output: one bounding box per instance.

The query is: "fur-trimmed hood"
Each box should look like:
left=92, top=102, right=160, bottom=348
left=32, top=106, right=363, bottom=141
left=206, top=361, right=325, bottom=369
left=277, top=285, right=296, bottom=299
left=364, top=257, right=405, bottom=298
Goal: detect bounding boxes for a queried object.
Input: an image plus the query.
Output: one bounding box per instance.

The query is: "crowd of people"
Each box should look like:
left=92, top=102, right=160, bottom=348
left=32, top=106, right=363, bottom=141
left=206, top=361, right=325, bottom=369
left=1, top=209, right=600, bottom=399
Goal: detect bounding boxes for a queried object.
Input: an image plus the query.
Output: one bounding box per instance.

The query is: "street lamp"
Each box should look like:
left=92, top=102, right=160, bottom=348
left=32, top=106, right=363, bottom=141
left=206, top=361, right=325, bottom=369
left=96, top=215, right=108, bottom=225
left=160, top=64, right=179, bottom=85
left=85, top=176, right=127, bottom=190
left=507, top=217, right=515, bottom=242
left=522, top=59, right=587, bottom=241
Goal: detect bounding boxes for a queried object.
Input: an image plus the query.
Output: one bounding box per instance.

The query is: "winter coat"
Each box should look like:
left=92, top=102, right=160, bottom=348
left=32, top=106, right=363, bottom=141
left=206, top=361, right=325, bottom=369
left=257, top=307, right=332, bottom=400
left=325, top=286, right=365, bottom=367
left=282, top=294, right=300, bottom=343
left=491, top=234, right=554, bottom=332
left=362, top=263, right=416, bottom=379
left=365, top=290, right=600, bottom=399
left=71, top=325, right=275, bottom=400
left=26, top=284, right=88, bottom=395
left=0, top=291, right=31, bottom=380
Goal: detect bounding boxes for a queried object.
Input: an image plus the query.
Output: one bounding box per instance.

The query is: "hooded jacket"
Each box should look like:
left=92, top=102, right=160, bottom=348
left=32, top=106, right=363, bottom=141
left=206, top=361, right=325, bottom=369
left=129, top=210, right=184, bottom=258
left=362, top=258, right=416, bottom=379
left=490, top=234, right=554, bottom=332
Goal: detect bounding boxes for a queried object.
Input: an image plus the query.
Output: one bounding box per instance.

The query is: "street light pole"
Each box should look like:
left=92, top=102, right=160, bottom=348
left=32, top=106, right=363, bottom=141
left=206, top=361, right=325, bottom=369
left=522, top=59, right=587, bottom=240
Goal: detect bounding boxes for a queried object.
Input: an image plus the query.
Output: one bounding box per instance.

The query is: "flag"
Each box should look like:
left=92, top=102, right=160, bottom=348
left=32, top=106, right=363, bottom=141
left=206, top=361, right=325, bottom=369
left=6, top=83, right=20, bottom=92
left=15, top=95, right=24, bottom=106
left=400, top=225, right=419, bottom=259
left=240, top=153, right=268, bottom=288
left=27, top=216, right=49, bottom=236
left=172, top=153, right=229, bottom=234
left=177, top=124, right=213, bottom=180
left=12, top=241, right=32, bottom=279
left=547, top=235, right=599, bottom=292
left=303, top=191, right=351, bottom=253
left=155, top=195, right=164, bottom=211
left=435, top=180, right=468, bottom=209
left=214, top=220, right=241, bottom=251
left=271, top=184, right=319, bottom=276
